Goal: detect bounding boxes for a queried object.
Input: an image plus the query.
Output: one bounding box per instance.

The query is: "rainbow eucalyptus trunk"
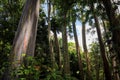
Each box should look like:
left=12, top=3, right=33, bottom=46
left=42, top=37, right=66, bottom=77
left=72, top=21, right=84, bottom=80
left=8, top=0, right=40, bottom=79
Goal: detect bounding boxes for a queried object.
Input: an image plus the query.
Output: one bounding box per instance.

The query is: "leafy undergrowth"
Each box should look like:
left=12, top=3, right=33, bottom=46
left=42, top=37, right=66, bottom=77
left=11, top=56, right=78, bottom=80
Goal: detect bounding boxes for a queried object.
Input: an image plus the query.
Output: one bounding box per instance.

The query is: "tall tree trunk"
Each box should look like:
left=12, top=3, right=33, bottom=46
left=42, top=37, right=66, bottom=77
left=53, top=31, right=62, bottom=70
left=72, top=21, right=84, bottom=80
left=102, top=0, right=120, bottom=63
left=102, top=20, right=120, bottom=80
left=8, top=0, right=40, bottom=79
left=47, top=0, right=55, bottom=68
left=90, top=3, right=112, bottom=80
left=82, top=22, right=92, bottom=80
left=62, top=14, right=70, bottom=75
left=94, top=12, right=112, bottom=80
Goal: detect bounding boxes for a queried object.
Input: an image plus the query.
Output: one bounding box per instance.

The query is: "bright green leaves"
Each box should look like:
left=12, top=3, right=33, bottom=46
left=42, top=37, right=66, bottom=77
left=12, top=56, right=40, bottom=80
left=22, top=53, right=26, bottom=57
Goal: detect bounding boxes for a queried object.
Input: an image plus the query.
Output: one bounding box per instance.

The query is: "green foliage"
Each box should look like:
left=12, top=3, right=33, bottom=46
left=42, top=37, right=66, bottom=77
left=51, top=17, right=62, bottom=33
left=89, top=42, right=104, bottom=80
left=68, top=42, right=83, bottom=79
left=0, top=1, right=24, bottom=79
left=64, top=75, right=78, bottom=80
left=68, top=42, right=76, bottom=54
left=44, top=70, right=63, bottom=80
left=0, top=0, right=119, bottom=80
left=12, top=56, right=41, bottom=80
left=45, top=70, right=78, bottom=80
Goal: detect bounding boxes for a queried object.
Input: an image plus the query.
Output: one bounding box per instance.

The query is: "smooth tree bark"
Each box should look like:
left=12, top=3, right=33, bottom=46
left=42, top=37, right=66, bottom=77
left=9, top=0, right=40, bottom=79
left=102, top=20, right=108, bottom=36
left=94, top=15, right=112, bottom=80
left=53, top=30, right=62, bottom=70
left=102, top=0, right=120, bottom=63
left=62, top=14, right=70, bottom=75
left=52, top=3, right=61, bottom=70
left=47, top=0, right=55, bottom=68
left=82, top=22, right=92, bottom=80
left=11, top=0, right=40, bottom=68
left=90, top=3, right=112, bottom=80
left=72, top=21, right=84, bottom=80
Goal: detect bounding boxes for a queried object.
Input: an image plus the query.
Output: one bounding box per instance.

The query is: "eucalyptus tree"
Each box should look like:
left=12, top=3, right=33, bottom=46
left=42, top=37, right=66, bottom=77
left=94, top=2, right=120, bottom=80
left=51, top=17, right=62, bottom=70
left=61, top=7, right=70, bottom=76
left=8, top=0, right=40, bottom=79
left=72, top=22, right=84, bottom=80
left=82, top=21, right=92, bottom=80
left=101, top=19, right=120, bottom=80
left=101, top=0, right=120, bottom=63
left=90, top=2, right=112, bottom=80
left=50, top=2, right=62, bottom=70
left=71, top=9, right=84, bottom=79
left=81, top=10, right=92, bottom=80
left=47, top=0, right=55, bottom=68
left=52, top=0, right=77, bottom=75
left=92, top=0, right=120, bottom=79
left=77, top=1, right=92, bottom=79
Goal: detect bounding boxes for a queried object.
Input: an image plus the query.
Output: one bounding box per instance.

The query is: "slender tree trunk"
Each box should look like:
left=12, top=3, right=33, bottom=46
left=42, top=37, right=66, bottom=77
left=52, top=3, right=61, bottom=70
left=94, top=12, right=112, bottom=80
left=72, top=21, right=84, bottom=80
left=102, top=0, right=120, bottom=63
left=53, top=31, right=62, bottom=70
left=8, top=0, right=40, bottom=79
left=101, top=20, right=111, bottom=63
left=47, top=0, right=55, bottom=68
left=90, top=3, right=112, bottom=80
left=82, top=22, right=92, bottom=80
left=62, top=14, right=70, bottom=75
